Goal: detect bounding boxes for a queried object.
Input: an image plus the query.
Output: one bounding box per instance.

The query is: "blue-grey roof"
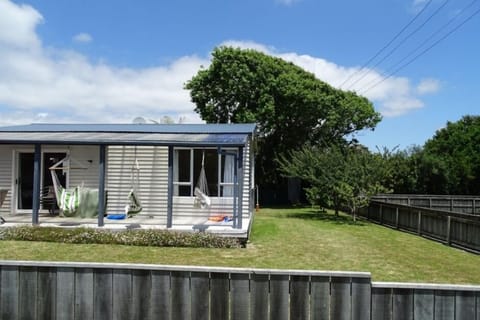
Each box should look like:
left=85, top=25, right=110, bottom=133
left=0, top=123, right=256, bottom=147
left=0, top=123, right=256, bottom=134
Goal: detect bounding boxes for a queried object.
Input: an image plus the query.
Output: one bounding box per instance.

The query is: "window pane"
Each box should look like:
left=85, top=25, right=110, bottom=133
left=177, top=185, right=191, bottom=197
left=193, top=149, right=218, bottom=196
left=176, top=150, right=190, bottom=182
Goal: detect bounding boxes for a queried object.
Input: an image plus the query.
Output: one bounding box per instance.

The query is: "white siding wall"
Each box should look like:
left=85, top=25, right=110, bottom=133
left=0, top=145, right=14, bottom=216
left=69, top=146, right=100, bottom=188
left=106, top=146, right=168, bottom=222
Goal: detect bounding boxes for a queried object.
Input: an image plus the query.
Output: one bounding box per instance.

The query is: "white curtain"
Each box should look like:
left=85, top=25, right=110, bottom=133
left=173, top=150, right=179, bottom=196
left=223, top=154, right=234, bottom=196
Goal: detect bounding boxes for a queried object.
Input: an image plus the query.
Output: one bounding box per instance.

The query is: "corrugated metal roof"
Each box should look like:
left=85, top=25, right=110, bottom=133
left=0, top=123, right=256, bottom=146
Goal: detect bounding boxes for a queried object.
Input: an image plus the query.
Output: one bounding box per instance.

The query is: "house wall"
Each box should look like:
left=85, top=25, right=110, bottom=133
left=106, top=146, right=168, bottom=222
left=0, top=145, right=14, bottom=216
left=68, top=146, right=100, bottom=189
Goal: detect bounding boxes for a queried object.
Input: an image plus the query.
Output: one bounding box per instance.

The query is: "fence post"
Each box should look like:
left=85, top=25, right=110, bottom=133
left=450, top=198, right=453, bottom=212
left=473, top=199, right=476, bottom=215
left=417, top=211, right=422, bottom=236
left=429, top=198, right=432, bottom=209
left=395, top=208, right=399, bottom=230
left=446, top=216, right=452, bottom=245
left=379, top=205, right=383, bottom=225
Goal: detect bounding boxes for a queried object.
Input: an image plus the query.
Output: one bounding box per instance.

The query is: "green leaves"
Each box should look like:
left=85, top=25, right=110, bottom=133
left=185, top=46, right=381, bottom=186
left=278, top=145, right=391, bottom=218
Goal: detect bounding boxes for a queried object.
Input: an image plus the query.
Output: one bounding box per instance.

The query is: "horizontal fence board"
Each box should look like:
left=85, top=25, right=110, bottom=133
left=1, top=261, right=480, bottom=320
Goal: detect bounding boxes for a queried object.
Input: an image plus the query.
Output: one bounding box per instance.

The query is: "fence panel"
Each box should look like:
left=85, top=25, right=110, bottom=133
left=270, top=274, right=289, bottom=320
left=362, top=198, right=480, bottom=253
left=1, top=261, right=480, bottom=320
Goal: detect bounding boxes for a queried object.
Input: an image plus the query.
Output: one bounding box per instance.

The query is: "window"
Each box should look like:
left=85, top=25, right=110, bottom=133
left=173, top=148, right=236, bottom=197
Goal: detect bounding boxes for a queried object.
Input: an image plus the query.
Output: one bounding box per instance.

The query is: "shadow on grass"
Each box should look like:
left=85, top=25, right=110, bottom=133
left=286, top=210, right=366, bottom=226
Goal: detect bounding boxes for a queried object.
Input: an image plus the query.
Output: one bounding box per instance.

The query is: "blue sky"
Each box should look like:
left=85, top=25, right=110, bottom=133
left=0, top=0, right=479, bottom=150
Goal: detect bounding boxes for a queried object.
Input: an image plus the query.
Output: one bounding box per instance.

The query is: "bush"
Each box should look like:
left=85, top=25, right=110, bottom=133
left=0, top=226, right=240, bottom=248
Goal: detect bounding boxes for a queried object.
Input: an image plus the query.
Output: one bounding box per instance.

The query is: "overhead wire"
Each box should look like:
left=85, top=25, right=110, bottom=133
left=345, top=0, right=450, bottom=91
left=337, top=0, right=434, bottom=89
left=359, top=4, right=480, bottom=95
left=359, top=0, right=478, bottom=93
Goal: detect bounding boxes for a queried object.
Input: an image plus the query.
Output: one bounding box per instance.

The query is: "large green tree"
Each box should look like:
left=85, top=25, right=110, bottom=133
left=185, top=47, right=381, bottom=188
left=419, top=115, right=480, bottom=194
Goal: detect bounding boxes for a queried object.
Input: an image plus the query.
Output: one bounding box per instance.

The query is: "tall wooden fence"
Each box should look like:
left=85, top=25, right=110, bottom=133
left=1, top=261, right=480, bottom=320
left=360, top=199, right=480, bottom=253
left=372, top=194, right=480, bottom=215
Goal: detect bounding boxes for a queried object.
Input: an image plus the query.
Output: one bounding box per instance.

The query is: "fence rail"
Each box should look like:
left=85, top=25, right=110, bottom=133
left=360, top=198, right=480, bottom=253
left=373, top=194, right=480, bottom=215
left=1, top=261, right=479, bottom=320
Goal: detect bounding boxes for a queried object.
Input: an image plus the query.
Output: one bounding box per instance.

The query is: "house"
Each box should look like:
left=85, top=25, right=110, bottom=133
left=0, top=123, right=256, bottom=238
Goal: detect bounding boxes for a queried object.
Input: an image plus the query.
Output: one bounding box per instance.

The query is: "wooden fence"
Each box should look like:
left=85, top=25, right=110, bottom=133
left=360, top=199, right=480, bottom=253
left=1, top=261, right=479, bottom=319
left=372, top=194, right=480, bottom=215
left=372, top=282, right=480, bottom=320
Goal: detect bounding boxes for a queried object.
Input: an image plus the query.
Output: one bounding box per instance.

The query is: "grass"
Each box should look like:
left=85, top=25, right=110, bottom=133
left=1, top=207, right=480, bottom=284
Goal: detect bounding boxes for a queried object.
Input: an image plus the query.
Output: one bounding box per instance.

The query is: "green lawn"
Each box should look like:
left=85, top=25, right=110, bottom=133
left=1, top=207, right=480, bottom=284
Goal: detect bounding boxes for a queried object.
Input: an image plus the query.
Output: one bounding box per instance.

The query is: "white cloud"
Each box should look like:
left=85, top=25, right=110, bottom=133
left=73, top=33, right=92, bottom=44
left=0, top=0, right=439, bottom=127
left=0, top=0, right=207, bottom=126
left=0, top=0, right=43, bottom=49
left=221, top=40, right=439, bottom=117
left=416, top=78, right=441, bottom=95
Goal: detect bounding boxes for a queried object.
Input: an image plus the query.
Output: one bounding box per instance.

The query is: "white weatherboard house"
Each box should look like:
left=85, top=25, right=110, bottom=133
left=0, top=123, right=256, bottom=239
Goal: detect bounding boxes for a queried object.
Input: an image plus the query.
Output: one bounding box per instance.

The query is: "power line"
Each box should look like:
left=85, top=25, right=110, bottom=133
left=378, top=0, right=478, bottom=85
left=359, top=5, right=480, bottom=95
left=345, top=0, right=450, bottom=91
left=337, top=0, right=434, bottom=89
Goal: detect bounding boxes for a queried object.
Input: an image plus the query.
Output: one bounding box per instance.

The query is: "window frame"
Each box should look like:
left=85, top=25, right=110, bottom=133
left=173, top=147, right=237, bottom=197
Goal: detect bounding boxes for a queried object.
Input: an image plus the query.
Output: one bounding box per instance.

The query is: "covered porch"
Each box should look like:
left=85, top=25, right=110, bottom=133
left=0, top=124, right=256, bottom=239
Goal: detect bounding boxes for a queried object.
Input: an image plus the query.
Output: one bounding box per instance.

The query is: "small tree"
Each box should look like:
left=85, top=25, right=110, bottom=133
left=278, top=145, right=391, bottom=220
